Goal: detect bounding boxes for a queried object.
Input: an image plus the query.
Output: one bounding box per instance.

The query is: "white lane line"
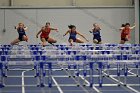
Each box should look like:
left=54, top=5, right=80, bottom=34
left=57, top=64, right=89, bottom=93
left=128, top=70, right=138, bottom=76
left=126, top=86, right=140, bottom=93
left=103, top=72, right=140, bottom=93
left=52, top=76, right=64, bottom=93
left=22, top=69, right=33, bottom=93
left=22, top=71, right=26, bottom=93
left=79, top=75, right=101, bottom=93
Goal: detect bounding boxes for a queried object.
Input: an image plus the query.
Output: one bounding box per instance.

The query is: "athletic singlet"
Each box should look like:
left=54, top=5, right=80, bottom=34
left=40, top=27, right=51, bottom=38
left=17, top=27, right=26, bottom=36
left=93, top=29, right=101, bottom=39
left=69, top=30, right=77, bottom=41
left=17, top=27, right=26, bottom=41
left=121, top=28, right=130, bottom=39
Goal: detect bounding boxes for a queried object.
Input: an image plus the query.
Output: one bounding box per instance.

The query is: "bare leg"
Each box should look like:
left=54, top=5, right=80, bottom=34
left=41, top=38, right=47, bottom=47
left=47, top=37, right=57, bottom=44
left=68, top=39, right=73, bottom=46
left=98, top=42, right=102, bottom=44
left=120, top=40, right=125, bottom=44
left=23, top=35, right=28, bottom=42
left=11, top=38, right=20, bottom=45
left=75, top=38, right=84, bottom=43
left=93, top=39, right=98, bottom=44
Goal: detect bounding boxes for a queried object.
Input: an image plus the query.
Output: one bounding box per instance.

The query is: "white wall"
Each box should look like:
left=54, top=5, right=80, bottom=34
left=13, top=0, right=72, bottom=6
left=135, top=0, right=139, bottom=43
left=0, top=7, right=135, bottom=44
left=76, top=0, right=133, bottom=6
left=0, top=0, right=134, bottom=6
left=0, top=9, right=4, bottom=41
left=0, top=0, right=9, bottom=6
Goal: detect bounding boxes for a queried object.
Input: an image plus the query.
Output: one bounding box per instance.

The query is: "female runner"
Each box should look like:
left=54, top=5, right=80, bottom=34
left=11, top=23, right=28, bottom=45
left=63, top=25, right=88, bottom=46
left=36, top=22, right=58, bottom=46
left=89, top=23, right=102, bottom=44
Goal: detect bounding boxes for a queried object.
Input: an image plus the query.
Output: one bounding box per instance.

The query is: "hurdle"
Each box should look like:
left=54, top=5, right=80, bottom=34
left=0, top=44, right=140, bottom=89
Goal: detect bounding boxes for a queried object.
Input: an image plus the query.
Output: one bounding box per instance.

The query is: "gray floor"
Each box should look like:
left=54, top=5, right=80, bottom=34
left=0, top=64, right=140, bottom=93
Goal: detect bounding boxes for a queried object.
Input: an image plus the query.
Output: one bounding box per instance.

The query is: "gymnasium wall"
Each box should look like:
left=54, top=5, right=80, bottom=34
left=0, top=7, right=135, bottom=44
left=135, top=0, right=139, bottom=43
left=0, top=0, right=134, bottom=6
left=0, top=0, right=9, bottom=6
left=75, top=0, right=133, bottom=6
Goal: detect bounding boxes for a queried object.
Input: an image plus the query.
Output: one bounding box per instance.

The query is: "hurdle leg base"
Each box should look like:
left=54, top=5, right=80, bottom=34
left=4, top=75, right=7, bottom=78
left=34, top=73, right=39, bottom=77
left=99, top=84, right=102, bottom=87
left=83, top=84, right=86, bottom=87
left=2, top=73, right=7, bottom=77
left=107, top=75, right=110, bottom=77
left=0, top=84, right=4, bottom=88
left=124, top=84, right=127, bottom=86
left=37, top=84, right=45, bottom=87
left=73, top=76, right=76, bottom=78
left=96, top=69, right=99, bottom=71
left=118, top=84, right=120, bottom=87
left=77, top=84, right=80, bottom=87
left=90, top=84, right=93, bottom=88
left=48, top=84, right=52, bottom=88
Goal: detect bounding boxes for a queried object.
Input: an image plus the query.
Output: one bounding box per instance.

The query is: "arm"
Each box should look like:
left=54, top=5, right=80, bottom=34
left=89, top=31, right=93, bottom=33
left=14, top=26, right=28, bottom=31
left=14, top=26, right=18, bottom=30
left=90, top=28, right=95, bottom=33
left=89, top=29, right=93, bottom=33
left=130, top=24, right=136, bottom=30
left=119, top=27, right=124, bottom=31
left=51, top=28, right=58, bottom=32
left=24, top=27, right=28, bottom=31
left=36, top=30, right=42, bottom=38
left=63, top=30, right=69, bottom=37
left=77, top=31, right=89, bottom=42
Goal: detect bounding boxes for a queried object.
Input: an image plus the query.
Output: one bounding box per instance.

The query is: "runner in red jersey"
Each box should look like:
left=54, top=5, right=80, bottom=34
left=36, top=22, right=58, bottom=46
left=119, top=23, right=136, bottom=44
